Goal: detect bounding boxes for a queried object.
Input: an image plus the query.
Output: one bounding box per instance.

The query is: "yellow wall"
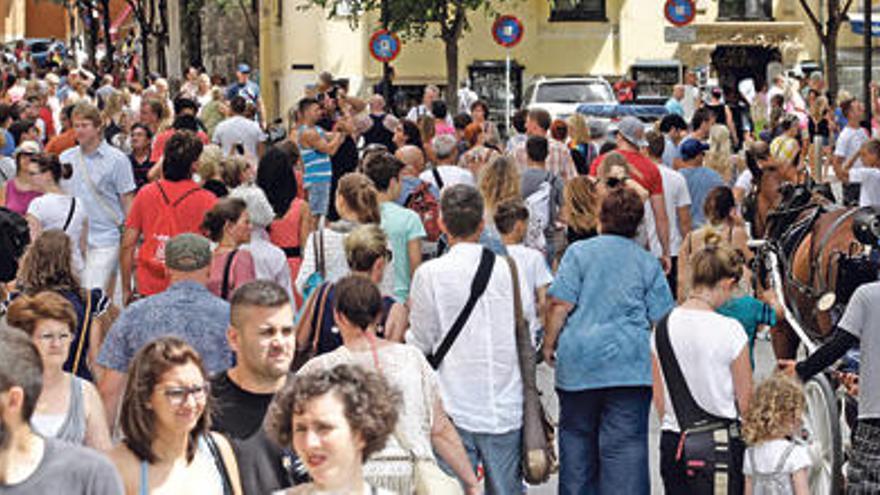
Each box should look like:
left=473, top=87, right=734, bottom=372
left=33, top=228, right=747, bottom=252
left=261, top=0, right=822, bottom=121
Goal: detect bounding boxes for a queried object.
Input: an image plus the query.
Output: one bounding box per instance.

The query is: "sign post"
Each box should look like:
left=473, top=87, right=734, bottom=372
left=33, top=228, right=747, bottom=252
left=492, top=15, right=523, bottom=134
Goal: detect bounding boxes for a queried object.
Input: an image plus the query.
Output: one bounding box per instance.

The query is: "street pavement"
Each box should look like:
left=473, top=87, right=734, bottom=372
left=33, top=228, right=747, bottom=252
left=528, top=334, right=776, bottom=494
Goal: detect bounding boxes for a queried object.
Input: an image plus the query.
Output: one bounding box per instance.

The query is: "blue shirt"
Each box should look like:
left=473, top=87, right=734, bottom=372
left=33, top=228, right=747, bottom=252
left=548, top=235, right=673, bottom=391
left=662, top=135, right=681, bottom=168
left=680, top=166, right=725, bottom=228
left=60, top=142, right=136, bottom=247
left=226, top=80, right=261, bottom=103
left=1, top=129, right=14, bottom=157
left=665, top=98, right=684, bottom=116
left=717, top=296, right=776, bottom=369
left=97, top=281, right=233, bottom=374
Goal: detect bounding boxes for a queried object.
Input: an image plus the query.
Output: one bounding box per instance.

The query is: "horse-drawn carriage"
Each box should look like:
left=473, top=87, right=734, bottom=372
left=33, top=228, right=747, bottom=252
left=744, top=146, right=880, bottom=494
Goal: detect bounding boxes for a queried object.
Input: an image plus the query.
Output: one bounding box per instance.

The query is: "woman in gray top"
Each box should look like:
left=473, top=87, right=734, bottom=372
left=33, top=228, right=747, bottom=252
left=6, top=292, right=111, bottom=449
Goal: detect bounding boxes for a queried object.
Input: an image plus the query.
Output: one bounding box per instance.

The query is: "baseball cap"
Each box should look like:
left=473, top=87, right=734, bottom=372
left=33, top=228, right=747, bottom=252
left=680, top=138, right=710, bottom=161
left=164, top=233, right=212, bottom=272
left=588, top=119, right=607, bottom=139
left=237, top=63, right=251, bottom=74
left=14, top=141, right=41, bottom=157
left=617, top=116, right=647, bottom=148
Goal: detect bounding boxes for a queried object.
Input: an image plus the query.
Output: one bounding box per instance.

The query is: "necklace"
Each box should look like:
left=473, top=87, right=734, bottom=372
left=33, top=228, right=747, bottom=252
left=687, top=293, right=715, bottom=310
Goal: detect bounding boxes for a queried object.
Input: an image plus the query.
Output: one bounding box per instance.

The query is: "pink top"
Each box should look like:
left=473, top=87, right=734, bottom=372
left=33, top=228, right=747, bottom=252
left=207, top=248, right=256, bottom=300
left=435, top=121, right=455, bottom=136
left=4, top=180, right=42, bottom=215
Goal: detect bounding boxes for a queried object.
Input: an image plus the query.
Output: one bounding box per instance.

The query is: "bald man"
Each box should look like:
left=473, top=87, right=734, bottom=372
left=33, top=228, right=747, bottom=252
left=394, top=144, right=439, bottom=205
left=362, top=94, right=398, bottom=150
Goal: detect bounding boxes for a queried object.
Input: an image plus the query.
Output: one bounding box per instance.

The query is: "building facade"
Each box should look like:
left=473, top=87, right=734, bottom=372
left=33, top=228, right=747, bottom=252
left=257, top=0, right=843, bottom=122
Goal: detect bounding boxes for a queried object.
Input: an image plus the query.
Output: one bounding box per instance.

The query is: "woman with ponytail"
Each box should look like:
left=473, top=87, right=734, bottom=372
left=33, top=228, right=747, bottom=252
left=653, top=231, right=753, bottom=494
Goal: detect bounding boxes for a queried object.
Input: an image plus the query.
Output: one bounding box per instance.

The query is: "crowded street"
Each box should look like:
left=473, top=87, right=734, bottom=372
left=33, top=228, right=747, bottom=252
left=2, top=0, right=880, bottom=494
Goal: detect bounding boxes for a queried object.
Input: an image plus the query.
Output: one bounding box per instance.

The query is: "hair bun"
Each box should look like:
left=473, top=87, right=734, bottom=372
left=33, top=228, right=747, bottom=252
left=703, top=230, right=723, bottom=248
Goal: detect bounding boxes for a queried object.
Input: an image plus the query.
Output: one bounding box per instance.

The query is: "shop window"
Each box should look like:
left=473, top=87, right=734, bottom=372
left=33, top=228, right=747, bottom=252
left=718, top=0, right=773, bottom=20
left=549, top=0, right=606, bottom=22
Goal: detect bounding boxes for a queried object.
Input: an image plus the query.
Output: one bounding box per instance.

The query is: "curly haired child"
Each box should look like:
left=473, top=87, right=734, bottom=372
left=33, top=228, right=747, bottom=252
left=742, top=373, right=811, bottom=495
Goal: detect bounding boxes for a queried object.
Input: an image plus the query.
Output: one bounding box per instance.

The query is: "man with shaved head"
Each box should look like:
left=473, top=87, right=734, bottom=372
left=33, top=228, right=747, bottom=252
left=362, top=94, right=397, bottom=150
left=395, top=144, right=439, bottom=205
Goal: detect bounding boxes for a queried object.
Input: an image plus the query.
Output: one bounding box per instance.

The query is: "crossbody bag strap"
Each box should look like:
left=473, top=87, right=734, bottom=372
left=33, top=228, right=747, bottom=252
left=427, top=248, right=495, bottom=369
left=78, top=150, right=123, bottom=227
left=655, top=311, right=725, bottom=431
left=505, top=255, right=538, bottom=389
left=70, top=289, right=92, bottom=376
left=220, top=248, right=239, bottom=300
left=62, top=197, right=76, bottom=232
left=431, top=167, right=444, bottom=190
left=203, top=433, right=234, bottom=495
left=315, top=216, right=326, bottom=277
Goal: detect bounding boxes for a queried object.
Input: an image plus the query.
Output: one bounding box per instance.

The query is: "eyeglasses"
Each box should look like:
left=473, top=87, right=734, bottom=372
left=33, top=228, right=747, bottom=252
left=162, top=384, right=209, bottom=407
left=37, top=332, right=72, bottom=343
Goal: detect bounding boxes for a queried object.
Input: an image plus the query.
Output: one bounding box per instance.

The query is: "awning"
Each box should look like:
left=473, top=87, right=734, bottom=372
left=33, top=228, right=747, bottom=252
left=109, top=4, right=133, bottom=41
left=848, top=13, right=880, bottom=37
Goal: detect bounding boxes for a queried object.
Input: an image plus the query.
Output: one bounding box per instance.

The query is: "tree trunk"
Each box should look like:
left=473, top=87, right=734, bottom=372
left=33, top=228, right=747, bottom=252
left=87, top=7, right=99, bottom=64
left=444, top=37, right=459, bottom=113
left=140, top=20, right=149, bottom=83
left=826, top=27, right=839, bottom=103
left=101, top=0, right=114, bottom=71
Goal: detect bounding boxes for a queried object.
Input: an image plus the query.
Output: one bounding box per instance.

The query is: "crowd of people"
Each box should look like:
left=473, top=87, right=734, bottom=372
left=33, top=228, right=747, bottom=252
left=2, top=44, right=880, bottom=495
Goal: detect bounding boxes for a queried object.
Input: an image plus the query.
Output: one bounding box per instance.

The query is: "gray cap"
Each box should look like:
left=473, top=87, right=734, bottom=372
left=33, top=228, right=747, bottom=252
left=617, top=116, right=647, bottom=148
left=164, top=233, right=212, bottom=272
left=588, top=119, right=607, bottom=139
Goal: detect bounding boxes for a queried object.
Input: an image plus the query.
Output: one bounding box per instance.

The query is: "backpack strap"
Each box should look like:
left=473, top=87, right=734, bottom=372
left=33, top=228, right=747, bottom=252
left=220, top=249, right=239, bottom=300
left=655, top=311, right=727, bottom=430
left=156, top=180, right=171, bottom=205
left=773, top=442, right=797, bottom=473
left=427, top=248, right=495, bottom=369
left=62, top=197, right=76, bottom=232
left=172, top=187, right=202, bottom=207
left=431, top=167, right=445, bottom=190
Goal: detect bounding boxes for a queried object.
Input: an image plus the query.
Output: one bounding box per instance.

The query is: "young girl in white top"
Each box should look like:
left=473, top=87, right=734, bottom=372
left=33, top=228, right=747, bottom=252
left=742, top=373, right=812, bottom=495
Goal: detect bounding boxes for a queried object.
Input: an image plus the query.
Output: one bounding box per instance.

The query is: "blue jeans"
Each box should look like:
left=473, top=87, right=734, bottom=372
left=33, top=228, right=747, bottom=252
left=439, top=426, right=522, bottom=495
left=305, top=181, right=331, bottom=216
left=558, top=386, right=651, bottom=495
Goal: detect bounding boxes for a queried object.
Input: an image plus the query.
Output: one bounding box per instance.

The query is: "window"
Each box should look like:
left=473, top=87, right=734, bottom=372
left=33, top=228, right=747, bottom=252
left=535, top=81, right=614, bottom=104
left=549, top=0, right=606, bottom=22
left=718, top=0, right=773, bottom=20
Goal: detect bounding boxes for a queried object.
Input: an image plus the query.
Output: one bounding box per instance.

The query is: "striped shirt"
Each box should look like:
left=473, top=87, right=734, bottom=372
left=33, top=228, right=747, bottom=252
left=299, top=125, right=333, bottom=184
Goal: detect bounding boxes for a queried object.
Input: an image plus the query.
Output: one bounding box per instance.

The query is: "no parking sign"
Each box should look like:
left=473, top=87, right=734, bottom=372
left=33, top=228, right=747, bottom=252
left=369, top=29, right=401, bottom=63
left=664, top=0, right=696, bottom=27
left=492, top=15, right=524, bottom=48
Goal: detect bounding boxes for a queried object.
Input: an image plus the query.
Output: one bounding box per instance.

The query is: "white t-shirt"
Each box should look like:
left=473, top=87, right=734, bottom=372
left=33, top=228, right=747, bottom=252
left=682, top=85, right=700, bottom=122
left=652, top=308, right=748, bottom=432
left=743, top=439, right=811, bottom=477
left=658, top=166, right=691, bottom=255
left=834, top=126, right=869, bottom=171
left=419, top=165, right=475, bottom=191
left=26, top=193, right=87, bottom=274
left=212, top=115, right=267, bottom=157
left=640, top=199, right=662, bottom=257
left=507, top=244, right=553, bottom=342
left=849, top=167, right=880, bottom=207
left=735, top=169, right=753, bottom=192
left=0, top=156, right=14, bottom=185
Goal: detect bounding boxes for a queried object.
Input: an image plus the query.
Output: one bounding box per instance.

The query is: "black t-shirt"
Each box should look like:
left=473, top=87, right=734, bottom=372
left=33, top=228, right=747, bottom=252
left=203, top=179, right=229, bottom=198
left=129, top=154, right=154, bottom=192
left=210, top=371, right=274, bottom=439
left=210, top=371, right=298, bottom=494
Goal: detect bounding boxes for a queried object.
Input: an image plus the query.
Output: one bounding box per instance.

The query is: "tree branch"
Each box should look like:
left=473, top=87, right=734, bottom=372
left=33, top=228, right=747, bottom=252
left=235, top=0, right=260, bottom=45
left=798, top=0, right=823, bottom=37
left=840, top=0, right=856, bottom=18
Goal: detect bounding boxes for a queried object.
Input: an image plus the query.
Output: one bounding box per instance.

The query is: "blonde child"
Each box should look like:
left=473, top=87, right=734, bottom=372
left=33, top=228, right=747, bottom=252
left=494, top=199, right=553, bottom=347
left=742, top=374, right=811, bottom=495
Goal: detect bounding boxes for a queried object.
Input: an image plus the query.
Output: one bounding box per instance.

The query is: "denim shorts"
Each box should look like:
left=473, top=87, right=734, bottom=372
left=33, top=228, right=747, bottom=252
left=305, top=182, right=331, bottom=216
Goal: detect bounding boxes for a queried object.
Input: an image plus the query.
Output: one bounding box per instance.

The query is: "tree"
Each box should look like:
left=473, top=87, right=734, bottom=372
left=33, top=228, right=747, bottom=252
left=797, top=0, right=856, bottom=99
left=302, top=0, right=502, bottom=110
left=210, top=0, right=260, bottom=46
left=125, top=0, right=169, bottom=80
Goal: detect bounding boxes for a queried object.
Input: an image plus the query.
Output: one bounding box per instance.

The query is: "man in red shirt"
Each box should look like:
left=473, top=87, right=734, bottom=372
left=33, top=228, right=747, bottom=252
left=121, top=131, right=217, bottom=303
left=590, top=116, right=671, bottom=272
left=44, top=105, right=77, bottom=155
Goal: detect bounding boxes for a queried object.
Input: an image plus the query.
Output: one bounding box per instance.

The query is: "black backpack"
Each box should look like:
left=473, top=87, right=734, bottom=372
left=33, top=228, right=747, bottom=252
left=0, top=207, right=30, bottom=282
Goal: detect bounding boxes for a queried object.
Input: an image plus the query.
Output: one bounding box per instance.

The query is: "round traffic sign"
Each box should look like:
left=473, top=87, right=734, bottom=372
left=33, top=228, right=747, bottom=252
left=369, top=29, right=401, bottom=63
left=492, top=15, right=524, bottom=48
left=664, top=0, right=696, bottom=27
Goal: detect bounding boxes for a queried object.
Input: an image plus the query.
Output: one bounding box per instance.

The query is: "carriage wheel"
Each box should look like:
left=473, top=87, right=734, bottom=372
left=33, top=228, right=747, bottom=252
left=802, top=374, right=844, bottom=495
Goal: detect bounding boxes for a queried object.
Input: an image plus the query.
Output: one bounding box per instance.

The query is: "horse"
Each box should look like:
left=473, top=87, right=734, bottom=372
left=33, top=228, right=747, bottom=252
left=748, top=157, right=869, bottom=359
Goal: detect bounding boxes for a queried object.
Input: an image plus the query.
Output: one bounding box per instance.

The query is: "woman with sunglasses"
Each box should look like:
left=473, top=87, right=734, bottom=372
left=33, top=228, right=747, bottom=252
left=24, top=153, right=87, bottom=275
left=5, top=291, right=111, bottom=449
left=108, top=336, right=242, bottom=495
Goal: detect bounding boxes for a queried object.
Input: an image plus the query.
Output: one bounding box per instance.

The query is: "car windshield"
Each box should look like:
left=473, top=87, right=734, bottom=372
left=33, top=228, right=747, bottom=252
left=29, top=42, right=50, bottom=53
left=535, top=82, right=613, bottom=104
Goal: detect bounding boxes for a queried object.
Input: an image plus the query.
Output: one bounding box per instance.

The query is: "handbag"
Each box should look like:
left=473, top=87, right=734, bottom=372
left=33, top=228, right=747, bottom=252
left=302, top=216, right=326, bottom=300
left=365, top=334, right=463, bottom=495
left=70, top=289, right=92, bottom=376
left=219, top=248, right=239, bottom=300
left=655, top=312, right=744, bottom=492
left=291, top=282, right=332, bottom=372
left=426, top=248, right=495, bottom=369
left=505, top=256, right=557, bottom=484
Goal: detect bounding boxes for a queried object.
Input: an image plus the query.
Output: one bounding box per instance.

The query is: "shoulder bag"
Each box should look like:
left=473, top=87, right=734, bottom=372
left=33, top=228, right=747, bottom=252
left=62, top=197, right=76, bottom=232
left=203, top=433, right=234, bottom=495
left=70, top=289, right=92, bottom=376
left=220, top=248, right=239, bottom=300
left=655, top=312, right=745, bottom=493
left=291, top=282, right=333, bottom=372
left=505, top=256, right=557, bottom=484
left=302, top=216, right=326, bottom=300
left=426, top=248, right=495, bottom=369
